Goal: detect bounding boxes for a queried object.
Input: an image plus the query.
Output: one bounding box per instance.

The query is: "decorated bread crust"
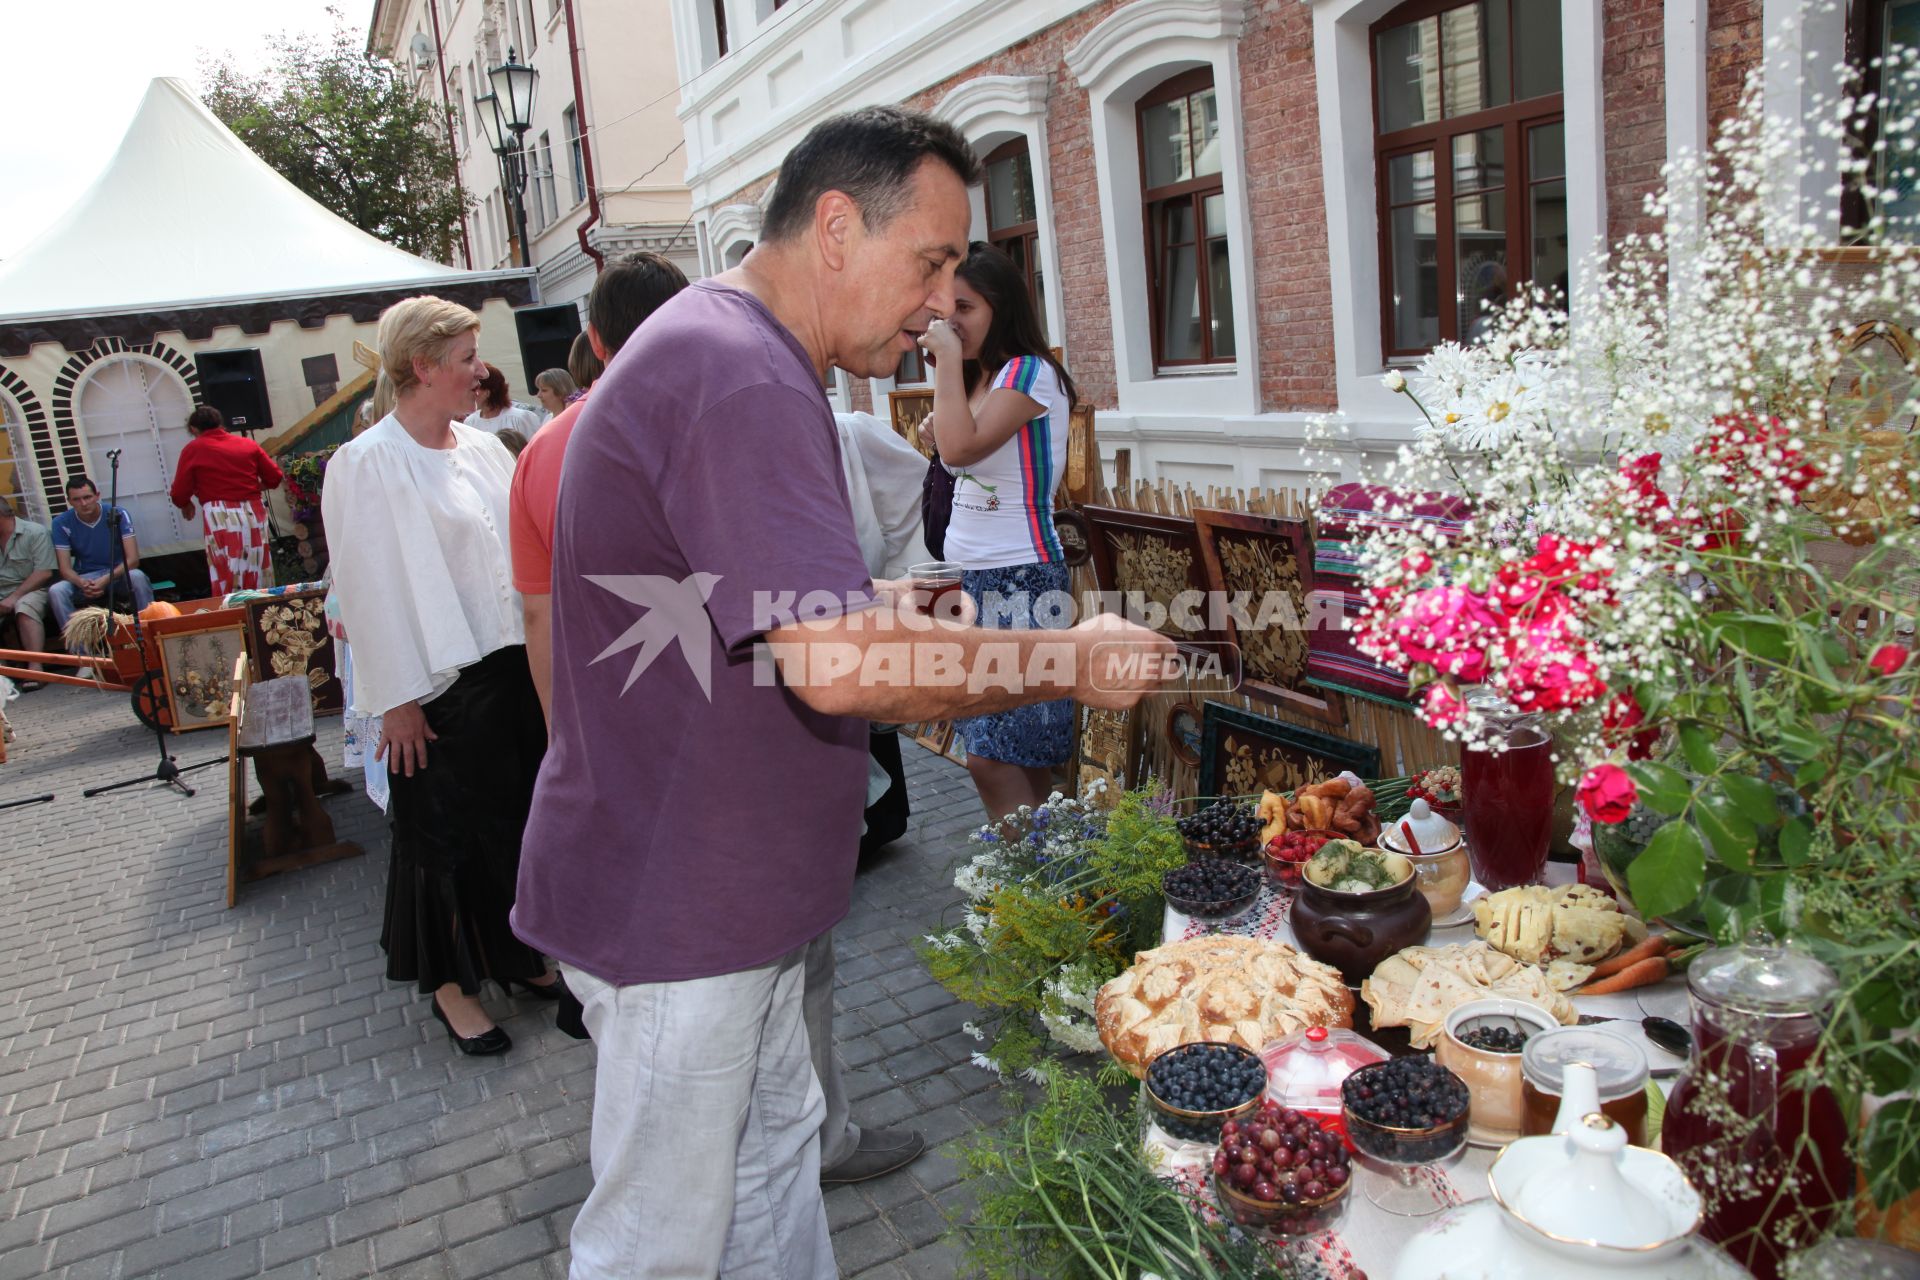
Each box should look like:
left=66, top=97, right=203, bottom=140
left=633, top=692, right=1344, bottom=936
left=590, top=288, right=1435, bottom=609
left=1095, top=936, right=1355, bottom=1076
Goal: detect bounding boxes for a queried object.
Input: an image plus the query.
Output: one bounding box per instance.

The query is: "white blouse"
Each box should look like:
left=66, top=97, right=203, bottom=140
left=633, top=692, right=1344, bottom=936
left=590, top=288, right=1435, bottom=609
left=321, top=414, right=524, bottom=719
left=464, top=404, right=546, bottom=436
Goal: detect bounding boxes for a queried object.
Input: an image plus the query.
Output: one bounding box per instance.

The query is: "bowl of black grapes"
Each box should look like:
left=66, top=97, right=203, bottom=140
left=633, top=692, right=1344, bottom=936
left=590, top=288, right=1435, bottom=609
left=1174, top=796, right=1264, bottom=862
left=1339, top=1056, right=1471, bottom=1165
left=1162, top=859, right=1261, bottom=922
left=1144, top=1042, right=1268, bottom=1143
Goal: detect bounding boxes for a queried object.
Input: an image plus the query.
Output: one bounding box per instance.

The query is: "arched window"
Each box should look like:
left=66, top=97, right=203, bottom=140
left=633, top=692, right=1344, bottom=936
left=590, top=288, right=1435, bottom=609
left=1139, top=68, right=1233, bottom=367
left=76, top=355, right=194, bottom=550
left=1372, top=0, right=1565, bottom=356
left=982, top=139, right=1045, bottom=334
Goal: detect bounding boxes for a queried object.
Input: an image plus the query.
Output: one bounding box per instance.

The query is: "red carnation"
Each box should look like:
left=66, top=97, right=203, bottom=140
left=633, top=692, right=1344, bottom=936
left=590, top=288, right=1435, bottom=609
left=1577, top=764, right=1638, bottom=825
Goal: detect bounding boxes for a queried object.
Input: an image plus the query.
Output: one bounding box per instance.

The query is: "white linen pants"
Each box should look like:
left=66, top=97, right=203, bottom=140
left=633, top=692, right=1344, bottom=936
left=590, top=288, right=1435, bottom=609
left=562, top=942, right=836, bottom=1280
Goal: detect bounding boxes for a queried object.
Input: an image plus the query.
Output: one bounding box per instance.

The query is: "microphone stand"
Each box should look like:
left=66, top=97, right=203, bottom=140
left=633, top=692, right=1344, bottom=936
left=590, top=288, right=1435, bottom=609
left=83, top=450, right=225, bottom=799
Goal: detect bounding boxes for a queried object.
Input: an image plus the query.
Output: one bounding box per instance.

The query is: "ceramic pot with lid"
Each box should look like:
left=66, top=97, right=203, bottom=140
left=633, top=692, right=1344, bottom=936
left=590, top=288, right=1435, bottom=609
left=1392, top=1113, right=1751, bottom=1280
left=1379, top=798, right=1471, bottom=916
left=1290, top=856, right=1432, bottom=986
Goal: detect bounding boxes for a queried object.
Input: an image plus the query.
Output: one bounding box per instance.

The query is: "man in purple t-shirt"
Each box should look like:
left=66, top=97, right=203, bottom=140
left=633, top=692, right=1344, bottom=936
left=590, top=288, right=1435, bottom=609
left=513, top=107, right=1172, bottom=1280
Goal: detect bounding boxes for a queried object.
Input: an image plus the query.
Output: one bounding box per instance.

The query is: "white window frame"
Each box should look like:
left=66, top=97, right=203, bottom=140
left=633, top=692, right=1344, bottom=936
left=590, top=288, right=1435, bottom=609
left=1066, top=0, right=1260, bottom=418
left=563, top=104, right=586, bottom=207
left=1306, top=0, right=1606, bottom=426
left=702, top=202, right=764, bottom=275
left=1761, top=0, right=1849, bottom=241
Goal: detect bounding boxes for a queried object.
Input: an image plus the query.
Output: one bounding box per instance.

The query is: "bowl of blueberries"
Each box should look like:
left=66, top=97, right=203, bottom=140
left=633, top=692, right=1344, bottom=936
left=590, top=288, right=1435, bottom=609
left=1341, top=1056, right=1472, bottom=1163
left=1173, top=796, right=1265, bottom=863
left=1143, top=1041, right=1268, bottom=1143
left=1211, top=1100, right=1353, bottom=1238
left=1161, top=859, right=1262, bottom=923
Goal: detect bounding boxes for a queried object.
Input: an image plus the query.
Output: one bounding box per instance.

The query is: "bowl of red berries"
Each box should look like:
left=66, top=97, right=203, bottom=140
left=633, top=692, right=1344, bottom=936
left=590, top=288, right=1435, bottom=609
left=1143, top=1041, right=1268, bottom=1143
left=1261, top=827, right=1341, bottom=888
left=1211, top=1100, right=1353, bottom=1238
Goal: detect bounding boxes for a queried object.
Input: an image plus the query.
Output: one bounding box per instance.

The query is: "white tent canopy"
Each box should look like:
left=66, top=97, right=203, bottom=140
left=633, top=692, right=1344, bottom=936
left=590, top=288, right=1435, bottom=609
left=0, top=77, right=514, bottom=324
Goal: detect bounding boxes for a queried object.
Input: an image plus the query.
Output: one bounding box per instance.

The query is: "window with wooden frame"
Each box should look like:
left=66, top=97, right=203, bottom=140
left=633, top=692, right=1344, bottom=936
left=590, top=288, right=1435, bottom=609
left=1843, top=0, right=1920, bottom=240
left=982, top=138, right=1047, bottom=336
left=1373, top=0, right=1565, bottom=359
left=1139, top=68, right=1234, bottom=367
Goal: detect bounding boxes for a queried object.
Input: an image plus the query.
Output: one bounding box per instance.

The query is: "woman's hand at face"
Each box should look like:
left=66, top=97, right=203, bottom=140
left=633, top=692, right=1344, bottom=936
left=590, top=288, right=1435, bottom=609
left=378, top=700, right=438, bottom=776
left=918, top=318, right=962, bottom=369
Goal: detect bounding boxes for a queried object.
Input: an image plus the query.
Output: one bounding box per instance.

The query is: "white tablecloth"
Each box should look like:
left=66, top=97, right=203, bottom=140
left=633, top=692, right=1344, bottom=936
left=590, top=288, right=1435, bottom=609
left=1156, top=863, right=1690, bottom=1279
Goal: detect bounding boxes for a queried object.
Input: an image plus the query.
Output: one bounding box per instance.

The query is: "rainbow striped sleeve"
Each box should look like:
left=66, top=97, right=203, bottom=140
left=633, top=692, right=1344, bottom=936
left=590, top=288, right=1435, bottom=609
left=994, top=356, right=1043, bottom=396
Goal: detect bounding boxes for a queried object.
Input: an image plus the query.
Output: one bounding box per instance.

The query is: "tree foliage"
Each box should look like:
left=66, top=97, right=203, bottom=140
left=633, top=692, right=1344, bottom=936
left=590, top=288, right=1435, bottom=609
left=201, top=10, right=468, bottom=263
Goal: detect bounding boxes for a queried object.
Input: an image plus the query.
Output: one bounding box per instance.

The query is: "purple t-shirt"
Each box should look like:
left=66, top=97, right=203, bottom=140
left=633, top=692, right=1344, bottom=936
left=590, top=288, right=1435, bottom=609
left=512, top=281, right=876, bottom=985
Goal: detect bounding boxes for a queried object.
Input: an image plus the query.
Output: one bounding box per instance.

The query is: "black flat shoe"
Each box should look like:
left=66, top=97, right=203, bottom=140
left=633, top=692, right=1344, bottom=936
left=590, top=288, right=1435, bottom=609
left=431, top=997, right=511, bottom=1056
left=504, top=975, right=564, bottom=1001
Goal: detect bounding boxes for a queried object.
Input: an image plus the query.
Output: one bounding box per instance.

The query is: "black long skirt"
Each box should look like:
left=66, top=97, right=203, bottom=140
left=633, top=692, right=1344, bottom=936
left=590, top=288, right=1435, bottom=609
left=380, top=644, right=548, bottom=994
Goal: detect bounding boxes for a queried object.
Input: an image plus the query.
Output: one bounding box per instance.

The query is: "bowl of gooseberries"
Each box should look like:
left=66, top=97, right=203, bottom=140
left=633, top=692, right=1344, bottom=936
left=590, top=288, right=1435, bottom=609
left=1211, top=1099, right=1353, bottom=1238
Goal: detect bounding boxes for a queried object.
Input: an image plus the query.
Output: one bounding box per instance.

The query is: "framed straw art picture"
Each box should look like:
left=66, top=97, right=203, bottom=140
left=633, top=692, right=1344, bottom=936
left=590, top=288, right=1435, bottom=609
left=1197, top=701, right=1379, bottom=798
left=1192, top=507, right=1343, bottom=725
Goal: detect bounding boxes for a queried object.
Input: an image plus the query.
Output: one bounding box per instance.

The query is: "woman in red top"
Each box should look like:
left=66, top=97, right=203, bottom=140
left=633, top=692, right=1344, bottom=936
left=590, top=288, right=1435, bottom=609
left=170, top=405, right=285, bottom=596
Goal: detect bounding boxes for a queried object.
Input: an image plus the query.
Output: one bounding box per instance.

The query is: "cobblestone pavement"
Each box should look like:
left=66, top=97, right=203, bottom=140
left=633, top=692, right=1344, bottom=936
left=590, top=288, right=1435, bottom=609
left=0, top=682, right=1000, bottom=1279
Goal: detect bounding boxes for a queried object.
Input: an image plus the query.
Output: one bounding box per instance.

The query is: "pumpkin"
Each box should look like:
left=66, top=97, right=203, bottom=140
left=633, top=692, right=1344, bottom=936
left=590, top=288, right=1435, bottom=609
left=139, top=600, right=181, bottom=621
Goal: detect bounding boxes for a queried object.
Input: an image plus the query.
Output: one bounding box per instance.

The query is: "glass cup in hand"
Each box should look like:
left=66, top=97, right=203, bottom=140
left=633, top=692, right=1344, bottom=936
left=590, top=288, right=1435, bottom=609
left=907, top=561, right=966, bottom=621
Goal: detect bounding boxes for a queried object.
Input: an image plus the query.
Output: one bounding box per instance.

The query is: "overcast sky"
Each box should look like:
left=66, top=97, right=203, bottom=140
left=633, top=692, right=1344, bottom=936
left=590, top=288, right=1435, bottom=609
left=0, top=0, right=359, bottom=260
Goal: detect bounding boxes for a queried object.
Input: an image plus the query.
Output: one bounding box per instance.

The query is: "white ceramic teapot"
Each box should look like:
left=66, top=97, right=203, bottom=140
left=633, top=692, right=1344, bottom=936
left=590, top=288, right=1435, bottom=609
left=1391, top=1112, right=1753, bottom=1280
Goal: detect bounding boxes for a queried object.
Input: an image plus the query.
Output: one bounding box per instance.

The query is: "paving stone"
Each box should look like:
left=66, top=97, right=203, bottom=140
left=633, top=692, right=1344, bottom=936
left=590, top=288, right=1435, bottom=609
left=832, top=1217, right=908, bottom=1274
left=1, top=690, right=985, bottom=1279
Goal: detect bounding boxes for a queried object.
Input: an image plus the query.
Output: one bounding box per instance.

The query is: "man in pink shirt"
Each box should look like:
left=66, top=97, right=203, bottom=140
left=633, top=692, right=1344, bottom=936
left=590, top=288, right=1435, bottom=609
left=509, top=251, right=688, bottom=719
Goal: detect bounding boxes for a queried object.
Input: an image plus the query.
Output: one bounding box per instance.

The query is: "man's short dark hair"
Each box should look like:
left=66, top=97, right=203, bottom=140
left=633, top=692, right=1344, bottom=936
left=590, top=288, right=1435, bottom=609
left=187, top=404, right=223, bottom=432
left=760, top=107, right=980, bottom=245
left=589, top=251, right=690, bottom=356
left=66, top=476, right=97, bottom=496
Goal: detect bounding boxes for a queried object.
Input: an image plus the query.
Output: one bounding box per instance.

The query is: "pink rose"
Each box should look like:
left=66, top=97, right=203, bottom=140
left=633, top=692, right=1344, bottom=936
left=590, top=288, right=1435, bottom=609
left=1871, top=644, right=1910, bottom=676
left=1503, top=612, right=1606, bottom=712
left=1421, top=681, right=1466, bottom=728
left=1577, top=764, right=1638, bottom=824
left=1389, top=586, right=1499, bottom=682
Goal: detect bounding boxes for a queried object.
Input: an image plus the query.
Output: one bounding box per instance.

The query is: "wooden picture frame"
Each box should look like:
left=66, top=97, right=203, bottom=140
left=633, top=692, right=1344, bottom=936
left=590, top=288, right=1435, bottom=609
left=1075, top=701, right=1138, bottom=805
left=888, top=388, right=936, bottom=458
left=226, top=654, right=249, bottom=907
left=157, top=621, right=249, bottom=732
left=1198, top=701, right=1380, bottom=798
left=1192, top=507, right=1344, bottom=725
left=1081, top=506, right=1233, bottom=660
left=244, top=588, right=342, bottom=715
left=908, top=721, right=954, bottom=755
left=1166, top=701, right=1204, bottom=767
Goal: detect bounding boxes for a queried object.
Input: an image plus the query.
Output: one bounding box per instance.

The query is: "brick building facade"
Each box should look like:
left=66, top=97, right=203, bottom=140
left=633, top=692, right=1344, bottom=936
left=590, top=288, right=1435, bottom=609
left=671, top=0, right=1874, bottom=486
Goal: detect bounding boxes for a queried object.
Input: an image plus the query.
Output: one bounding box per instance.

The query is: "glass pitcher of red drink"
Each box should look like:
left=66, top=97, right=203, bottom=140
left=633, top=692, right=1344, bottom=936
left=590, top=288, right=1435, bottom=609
left=1459, top=690, right=1556, bottom=890
left=1660, top=941, right=1853, bottom=1280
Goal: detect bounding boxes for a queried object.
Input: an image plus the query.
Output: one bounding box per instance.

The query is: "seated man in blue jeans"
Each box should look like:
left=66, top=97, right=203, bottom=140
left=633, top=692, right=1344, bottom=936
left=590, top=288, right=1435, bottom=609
left=50, top=475, right=154, bottom=642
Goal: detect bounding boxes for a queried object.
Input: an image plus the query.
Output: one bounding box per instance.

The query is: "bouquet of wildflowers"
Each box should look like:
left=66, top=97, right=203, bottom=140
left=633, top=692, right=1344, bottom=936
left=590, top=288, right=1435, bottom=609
left=921, top=786, right=1187, bottom=1079
left=1315, top=53, right=1920, bottom=1221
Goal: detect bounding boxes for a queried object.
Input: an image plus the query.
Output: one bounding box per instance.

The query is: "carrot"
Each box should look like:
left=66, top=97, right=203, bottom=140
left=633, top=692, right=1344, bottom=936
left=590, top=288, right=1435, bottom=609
left=1579, top=955, right=1671, bottom=995
left=1588, top=934, right=1670, bottom=980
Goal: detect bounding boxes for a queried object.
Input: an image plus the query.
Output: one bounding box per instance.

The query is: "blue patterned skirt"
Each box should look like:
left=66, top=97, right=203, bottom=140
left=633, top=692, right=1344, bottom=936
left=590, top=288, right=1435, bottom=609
left=957, top=561, right=1074, bottom=768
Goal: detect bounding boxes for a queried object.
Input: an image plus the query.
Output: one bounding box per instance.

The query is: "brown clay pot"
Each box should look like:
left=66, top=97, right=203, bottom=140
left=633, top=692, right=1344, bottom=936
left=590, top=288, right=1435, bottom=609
left=1290, top=871, right=1432, bottom=986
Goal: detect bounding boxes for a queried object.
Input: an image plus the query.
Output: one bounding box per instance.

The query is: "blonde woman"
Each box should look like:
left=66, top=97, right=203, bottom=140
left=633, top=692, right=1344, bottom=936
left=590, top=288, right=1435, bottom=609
left=322, top=296, right=561, bottom=1055
left=531, top=369, right=577, bottom=418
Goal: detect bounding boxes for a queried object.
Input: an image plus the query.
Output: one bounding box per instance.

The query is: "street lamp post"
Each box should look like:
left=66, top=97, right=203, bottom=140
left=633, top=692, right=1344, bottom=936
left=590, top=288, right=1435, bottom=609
left=476, top=47, right=539, bottom=269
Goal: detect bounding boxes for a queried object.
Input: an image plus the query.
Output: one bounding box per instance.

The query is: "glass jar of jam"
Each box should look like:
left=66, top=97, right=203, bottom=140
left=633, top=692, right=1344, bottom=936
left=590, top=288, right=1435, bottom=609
left=1519, top=1026, right=1651, bottom=1147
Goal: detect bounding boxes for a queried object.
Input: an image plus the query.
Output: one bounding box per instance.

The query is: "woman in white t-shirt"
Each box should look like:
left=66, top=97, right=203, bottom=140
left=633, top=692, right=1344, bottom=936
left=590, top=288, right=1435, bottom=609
left=464, top=363, right=547, bottom=436
left=920, top=242, right=1078, bottom=822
